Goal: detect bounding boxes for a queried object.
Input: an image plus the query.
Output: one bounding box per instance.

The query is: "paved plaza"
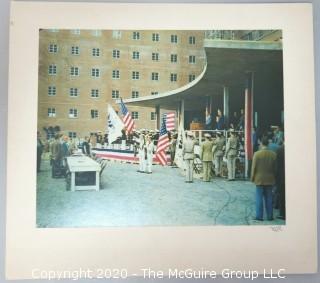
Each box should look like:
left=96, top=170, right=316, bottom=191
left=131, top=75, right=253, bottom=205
left=36, top=160, right=285, bottom=227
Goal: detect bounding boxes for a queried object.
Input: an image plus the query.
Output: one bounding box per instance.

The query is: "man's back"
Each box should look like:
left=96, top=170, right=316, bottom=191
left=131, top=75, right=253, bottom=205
left=251, top=148, right=277, bottom=185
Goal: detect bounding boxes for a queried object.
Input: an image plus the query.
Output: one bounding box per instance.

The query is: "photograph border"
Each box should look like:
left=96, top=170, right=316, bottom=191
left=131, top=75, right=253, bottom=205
left=6, top=1, right=317, bottom=279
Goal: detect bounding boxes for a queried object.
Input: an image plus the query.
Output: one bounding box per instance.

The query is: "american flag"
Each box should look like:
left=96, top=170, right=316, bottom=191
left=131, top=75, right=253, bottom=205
left=119, top=99, right=135, bottom=134
left=163, top=112, right=176, bottom=131
left=156, top=117, right=170, bottom=166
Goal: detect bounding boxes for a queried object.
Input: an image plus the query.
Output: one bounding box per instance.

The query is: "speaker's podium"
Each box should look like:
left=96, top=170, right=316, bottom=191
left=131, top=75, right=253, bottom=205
left=190, top=122, right=204, bottom=130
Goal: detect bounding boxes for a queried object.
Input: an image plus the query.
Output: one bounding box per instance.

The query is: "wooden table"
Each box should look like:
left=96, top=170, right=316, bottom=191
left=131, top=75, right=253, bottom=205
left=67, top=156, right=101, bottom=191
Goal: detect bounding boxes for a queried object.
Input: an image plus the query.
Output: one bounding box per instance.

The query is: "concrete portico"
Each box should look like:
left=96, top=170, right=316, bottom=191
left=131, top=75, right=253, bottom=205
left=124, top=40, right=283, bottom=129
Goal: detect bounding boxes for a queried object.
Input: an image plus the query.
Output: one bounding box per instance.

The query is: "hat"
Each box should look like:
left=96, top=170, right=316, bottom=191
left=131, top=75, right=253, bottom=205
left=186, top=131, right=194, bottom=136
left=204, top=133, right=211, bottom=138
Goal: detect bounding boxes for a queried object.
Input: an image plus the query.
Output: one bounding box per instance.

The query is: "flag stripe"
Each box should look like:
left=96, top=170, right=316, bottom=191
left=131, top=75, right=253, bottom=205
left=120, top=99, right=135, bottom=134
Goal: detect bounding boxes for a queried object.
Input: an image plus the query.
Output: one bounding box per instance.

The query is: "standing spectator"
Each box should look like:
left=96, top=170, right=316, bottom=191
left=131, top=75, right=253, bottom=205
left=145, top=135, right=155, bottom=174
left=251, top=137, right=277, bottom=221
left=36, top=131, right=44, bottom=173
left=205, top=108, right=212, bottom=130
left=82, top=136, right=91, bottom=156
left=273, top=126, right=284, bottom=145
left=216, top=109, right=225, bottom=130
left=50, top=133, right=62, bottom=178
left=229, top=111, right=238, bottom=129
left=225, top=129, right=238, bottom=181
left=213, top=131, right=225, bottom=177
left=237, top=108, right=244, bottom=130
left=276, top=143, right=285, bottom=220
left=183, top=131, right=197, bottom=183
left=200, top=133, right=214, bottom=182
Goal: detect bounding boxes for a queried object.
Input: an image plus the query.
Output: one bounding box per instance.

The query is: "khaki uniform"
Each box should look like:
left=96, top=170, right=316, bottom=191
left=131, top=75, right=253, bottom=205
left=212, top=136, right=225, bottom=176
left=183, top=138, right=196, bottom=182
left=225, top=135, right=238, bottom=180
left=201, top=140, right=214, bottom=181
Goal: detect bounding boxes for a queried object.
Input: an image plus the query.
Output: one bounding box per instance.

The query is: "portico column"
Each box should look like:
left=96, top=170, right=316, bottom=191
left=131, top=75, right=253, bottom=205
left=180, top=99, right=185, bottom=130
left=155, top=105, right=160, bottom=130
left=244, top=72, right=254, bottom=178
left=223, top=86, right=229, bottom=127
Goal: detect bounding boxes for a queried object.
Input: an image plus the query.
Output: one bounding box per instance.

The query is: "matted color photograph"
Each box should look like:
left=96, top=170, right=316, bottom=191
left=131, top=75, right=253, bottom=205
left=36, top=29, right=285, bottom=227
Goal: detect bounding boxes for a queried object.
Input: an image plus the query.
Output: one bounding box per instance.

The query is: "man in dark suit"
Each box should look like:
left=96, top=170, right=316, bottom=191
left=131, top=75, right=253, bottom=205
left=36, top=131, right=44, bottom=173
left=251, top=136, right=277, bottom=221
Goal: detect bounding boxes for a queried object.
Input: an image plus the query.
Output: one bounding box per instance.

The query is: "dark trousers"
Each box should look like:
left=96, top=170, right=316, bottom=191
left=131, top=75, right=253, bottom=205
left=37, top=152, right=42, bottom=172
left=52, top=159, right=63, bottom=178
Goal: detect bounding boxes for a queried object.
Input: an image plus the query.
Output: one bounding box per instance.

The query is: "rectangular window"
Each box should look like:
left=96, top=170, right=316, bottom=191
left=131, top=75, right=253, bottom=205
left=71, top=29, right=81, bottom=35
left=48, top=86, right=56, bottom=96
left=112, top=90, right=119, bottom=99
left=151, top=91, right=158, bottom=95
left=133, top=31, right=140, bottom=40
left=189, top=55, right=196, bottom=64
left=48, top=44, right=58, bottom=53
left=132, top=71, right=140, bottom=80
left=170, top=73, right=177, bottom=82
left=131, top=91, right=139, bottom=98
left=152, top=33, right=160, bottom=41
left=68, top=132, right=77, bottom=139
left=112, top=70, right=120, bottom=79
left=112, top=49, right=120, bottom=58
left=69, top=88, right=79, bottom=97
left=91, top=68, right=100, bottom=78
left=69, top=108, right=78, bottom=118
left=91, top=89, right=99, bottom=98
left=151, top=112, right=157, bottom=121
left=48, top=64, right=57, bottom=75
left=189, top=74, right=196, bottom=82
left=70, top=67, right=79, bottom=76
left=112, top=30, right=122, bottom=39
left=132, top=51, right=140, bottom=59
left=90, top=109, right=99, bottom=119
left=92, top=48, right=100, bottom=57
left=189, top=36, right=196, bottom=44
left=48, top=108, right=56, bottom=117
left=132, top=111, right=139, bottom=120
left=152, top=53, right=159, bottom=61
left=171, top=54, right=177, bottom=63
left=171, top=34, right=178, bottom=43
left=151, top=72, right=159, bottom=81
left=71, top=46, right=80, bottom=55
left=92, top=30, right=101, bottom=36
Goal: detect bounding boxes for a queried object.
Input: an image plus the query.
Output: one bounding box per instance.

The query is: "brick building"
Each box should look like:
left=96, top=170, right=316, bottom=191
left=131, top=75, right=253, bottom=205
left=38, top=30, right=206, bottom=139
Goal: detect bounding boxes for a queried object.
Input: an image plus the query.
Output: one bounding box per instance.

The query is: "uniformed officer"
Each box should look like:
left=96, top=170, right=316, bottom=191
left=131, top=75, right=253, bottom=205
left=212, top=131, right=225, bottom=177
left=137, top=133, right=146, bottom=173
left=183, top=131, right=197, bottom=183
left=145, top=134, right=155, bottom=174
left=225, top=129, right=238, bottom=181
left=200, top=133, right=214, bottom=182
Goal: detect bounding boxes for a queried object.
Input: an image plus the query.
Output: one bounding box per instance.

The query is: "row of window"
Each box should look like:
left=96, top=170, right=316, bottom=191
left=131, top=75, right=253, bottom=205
left=48, top=29, right=197, bottom=44
left=47, top=108, right=155, bottom=120
left=48, top=45, right=197, bottom=64
left=48, top=66, right=196, bottom=82
left=47, top=87, right=165, bottom=99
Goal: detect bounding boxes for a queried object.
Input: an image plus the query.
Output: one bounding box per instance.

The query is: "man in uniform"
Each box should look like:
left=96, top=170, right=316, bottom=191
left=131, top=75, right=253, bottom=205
left=251, top=137, right=277, bottom=221
left=212, top=131, right=225, bottom=177
left=169, top=132, right=177, bottom=166
left=183, top=131, right=197, bottom=183
left=145, top=134, right=155, bottom=174
left=225, top=129, right=238, bottom=181
left=137, top=133, right=146, bottom=173
left=36, top=131, right=44, bottom=173
left=200, top=133, right=214, bottom=182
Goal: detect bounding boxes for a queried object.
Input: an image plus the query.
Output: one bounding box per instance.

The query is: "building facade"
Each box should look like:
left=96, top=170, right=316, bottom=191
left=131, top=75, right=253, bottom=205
left=38, top=30, right=206, bottom=139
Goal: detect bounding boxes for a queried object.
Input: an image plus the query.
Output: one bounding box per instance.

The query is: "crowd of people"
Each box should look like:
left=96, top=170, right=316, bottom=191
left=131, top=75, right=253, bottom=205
left=37, top=116, right=285, bottom=221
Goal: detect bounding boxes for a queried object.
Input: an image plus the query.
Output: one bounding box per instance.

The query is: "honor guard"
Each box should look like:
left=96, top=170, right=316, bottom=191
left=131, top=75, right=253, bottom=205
left=137, top=133, right=146, bottom=173
left=200, top=133, right=214, bottom=182
left=183, top=131, right=197, bottom=183
left=225, top=129, right=238, bottom=181
left=145, top=135, right=155, bottom=174
left=212, top=131, right=225, bottom=177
